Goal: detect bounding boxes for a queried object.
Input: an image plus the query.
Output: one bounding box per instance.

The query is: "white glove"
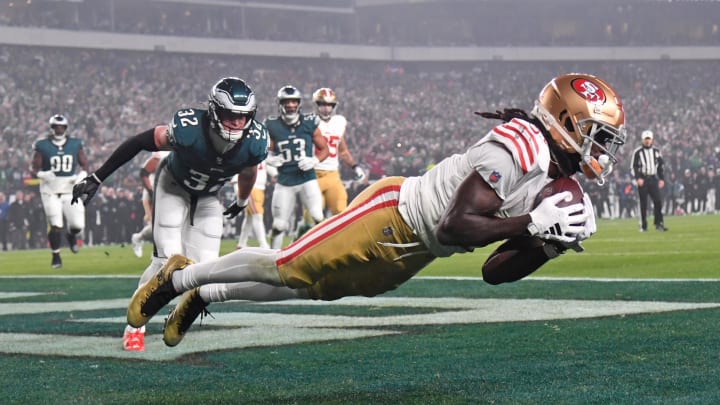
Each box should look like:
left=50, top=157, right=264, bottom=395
left=548, top=193, right=598, bottom=253
left=265, top=154, right=284, bottom=168
left=353, top=165, right=366, bottom=182
left=66, top=171, right=86, bottom=186
left=298, top=156, right=320, bottom=171
left=528, top=191, right=588, bottom=244
left=577, top=192, right=597, bottom=241
left=36, top=170, right=56, bottom=181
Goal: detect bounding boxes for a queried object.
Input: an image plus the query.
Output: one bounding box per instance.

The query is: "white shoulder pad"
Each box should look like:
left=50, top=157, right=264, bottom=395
left=483, top=118, right=550, bottom=174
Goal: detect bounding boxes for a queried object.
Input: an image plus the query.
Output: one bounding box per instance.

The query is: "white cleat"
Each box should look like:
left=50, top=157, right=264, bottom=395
left=131, top=233, right=143, bottom=258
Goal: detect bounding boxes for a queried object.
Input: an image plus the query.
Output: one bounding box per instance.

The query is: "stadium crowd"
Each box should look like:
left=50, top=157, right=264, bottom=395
left=1, top=0, right=718, bottom=46
left=0, top=45, right=718, bottom=250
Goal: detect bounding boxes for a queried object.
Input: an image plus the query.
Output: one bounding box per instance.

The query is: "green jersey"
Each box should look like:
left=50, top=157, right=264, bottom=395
left=32, top=137, right=84, bottom=177
left=264, top=113, right=320, bottom=186
left=165, top=108, right=269, bottom=196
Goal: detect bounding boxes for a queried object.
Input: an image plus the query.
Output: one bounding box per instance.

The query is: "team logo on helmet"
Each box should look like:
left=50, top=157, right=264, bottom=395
left=571, top=78, right=606, bottom=104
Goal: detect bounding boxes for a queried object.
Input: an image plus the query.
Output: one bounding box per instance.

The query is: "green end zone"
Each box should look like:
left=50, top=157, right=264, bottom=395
left=2, top=277, right=720, bottom=403
left=1, top=216, right=719, bottom=402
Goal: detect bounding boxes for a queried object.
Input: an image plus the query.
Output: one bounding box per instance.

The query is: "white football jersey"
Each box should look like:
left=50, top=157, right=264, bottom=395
left=315, top=114, right=347, bottom=171
left=142, top=151, right=170, bottom=201
left=232, top=162, right=268, bottom=193
left=398, top=118, right=553, bottom=257
left=148, top=150, right=171, bottom=184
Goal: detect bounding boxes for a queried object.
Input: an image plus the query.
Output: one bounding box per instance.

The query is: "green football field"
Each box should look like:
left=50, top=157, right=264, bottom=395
left=1, top=215, right=719, bottom=404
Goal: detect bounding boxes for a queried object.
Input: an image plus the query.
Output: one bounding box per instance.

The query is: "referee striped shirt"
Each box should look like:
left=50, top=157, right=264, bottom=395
left=630, top=146, right=665, bottom=180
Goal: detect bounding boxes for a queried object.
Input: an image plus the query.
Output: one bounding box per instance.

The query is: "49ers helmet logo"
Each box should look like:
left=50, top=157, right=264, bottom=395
left=571, top=78, right=606, bottom=103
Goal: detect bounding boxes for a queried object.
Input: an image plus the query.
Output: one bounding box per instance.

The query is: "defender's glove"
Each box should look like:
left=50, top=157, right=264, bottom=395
left=528, top=191, right=587, bottom=244
left=36, top=170, right=56, bottom=181
left=353, top=165, right=366, bottom=182
left=71, top=173, right=102, bottom=206
left=298, top=156, right=320, bottom=171
left=223, top=198, right=248, bottom=219
left=265, top=154, right=284, bottom=168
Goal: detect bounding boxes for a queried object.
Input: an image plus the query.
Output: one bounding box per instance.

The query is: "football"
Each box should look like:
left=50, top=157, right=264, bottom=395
left=533, top=177, right=584, bottom=209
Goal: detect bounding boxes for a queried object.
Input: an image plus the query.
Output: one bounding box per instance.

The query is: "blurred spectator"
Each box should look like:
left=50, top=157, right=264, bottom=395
left=25, top=191, right=46, bottom=249
left=706, top=167, right=716, bottom=214
left=7, top=190, right=28, bottom=250
left=0, top=44, right=718, bottom=248
left=0, top=191, right=8, bottom=250
left=618, top=174, right=637, bottom=219
left=1, top=1, right=719, bottom=47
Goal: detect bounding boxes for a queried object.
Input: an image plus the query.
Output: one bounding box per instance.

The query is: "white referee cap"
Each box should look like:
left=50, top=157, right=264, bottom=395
left=641, top=130, right=653, bottom=140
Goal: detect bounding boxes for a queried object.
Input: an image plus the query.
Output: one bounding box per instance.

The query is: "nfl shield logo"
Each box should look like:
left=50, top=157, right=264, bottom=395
left=382, top=226, right=393, bottom=237
left=488, top=170, right=502, bottom=183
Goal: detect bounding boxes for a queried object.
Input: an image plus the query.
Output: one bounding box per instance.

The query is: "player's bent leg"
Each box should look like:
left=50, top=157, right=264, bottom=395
left=48, top=226, right=63, bottom=251
left=270, top=183, right=296, bottom=249
left=184, top=195, right=223, bottom=262
left=325, top=174, right=348, bottom=215
left=164, top=282, right=305, bottom=347
left=120, top=257, right=164, bottom=349
left=127, top=254, right=194, bottom=328
left=300, top=180, right=325, bottom=223
left=66, top=228, right=81, bottom=254
left=131, top=223, right=153, bottom=258
left=48, top=226, right=63, bottom=269
left=250, top=214, right=270, bottom=249
left=270, top=217, right=289, bottom=250
left=173, top=247, right=282, bottom=292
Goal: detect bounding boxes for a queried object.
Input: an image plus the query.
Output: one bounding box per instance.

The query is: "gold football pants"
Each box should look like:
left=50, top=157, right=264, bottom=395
left=316, top=169, right=347, bottom=215
left=244, top=187, right=265, bottom=216
left=276, top=177, right=436, bottom=300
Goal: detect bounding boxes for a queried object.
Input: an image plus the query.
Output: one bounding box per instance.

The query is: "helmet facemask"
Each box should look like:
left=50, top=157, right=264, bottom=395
left=209, top=77, right=257, bottom=143
left=312, top=88, right=337, bottom=120
left=49, top=114, right=69, bottom=142
left=277, top=86, right=302, bottom=126
left=531, top=74, right=626, bottom=186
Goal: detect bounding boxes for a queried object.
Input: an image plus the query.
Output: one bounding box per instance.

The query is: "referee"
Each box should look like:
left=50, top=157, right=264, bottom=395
left=631, top=130, right=668, bottom=232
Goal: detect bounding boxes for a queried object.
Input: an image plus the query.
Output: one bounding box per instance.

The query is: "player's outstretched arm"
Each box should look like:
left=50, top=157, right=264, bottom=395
left=481, top=236, right=552, bottom=285
left=72, top=127, right=163, bottom=206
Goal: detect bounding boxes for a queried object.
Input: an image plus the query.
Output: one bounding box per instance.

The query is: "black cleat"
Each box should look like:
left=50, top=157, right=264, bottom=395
left=655, top=225, right=668, bottom=232
left=67, top=233, right=79, bottom=254
left=51, top=253, right=62, bottom=269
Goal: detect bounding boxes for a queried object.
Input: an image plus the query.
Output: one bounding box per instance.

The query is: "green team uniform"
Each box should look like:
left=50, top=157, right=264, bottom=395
left=264, top=113, right=320, bottom=186
left=33, top=137, right=84, bottom=178
left=166, top=108, right=269, bottom=195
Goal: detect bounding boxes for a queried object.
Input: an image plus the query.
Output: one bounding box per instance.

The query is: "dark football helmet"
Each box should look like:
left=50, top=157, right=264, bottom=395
left=531, top=73, right=626, bottom=185
left=208, top=77, right=257, bottom=142
left=277, top=85, right=302, bottom=125
left=49, top=114, right=69, bottom=141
